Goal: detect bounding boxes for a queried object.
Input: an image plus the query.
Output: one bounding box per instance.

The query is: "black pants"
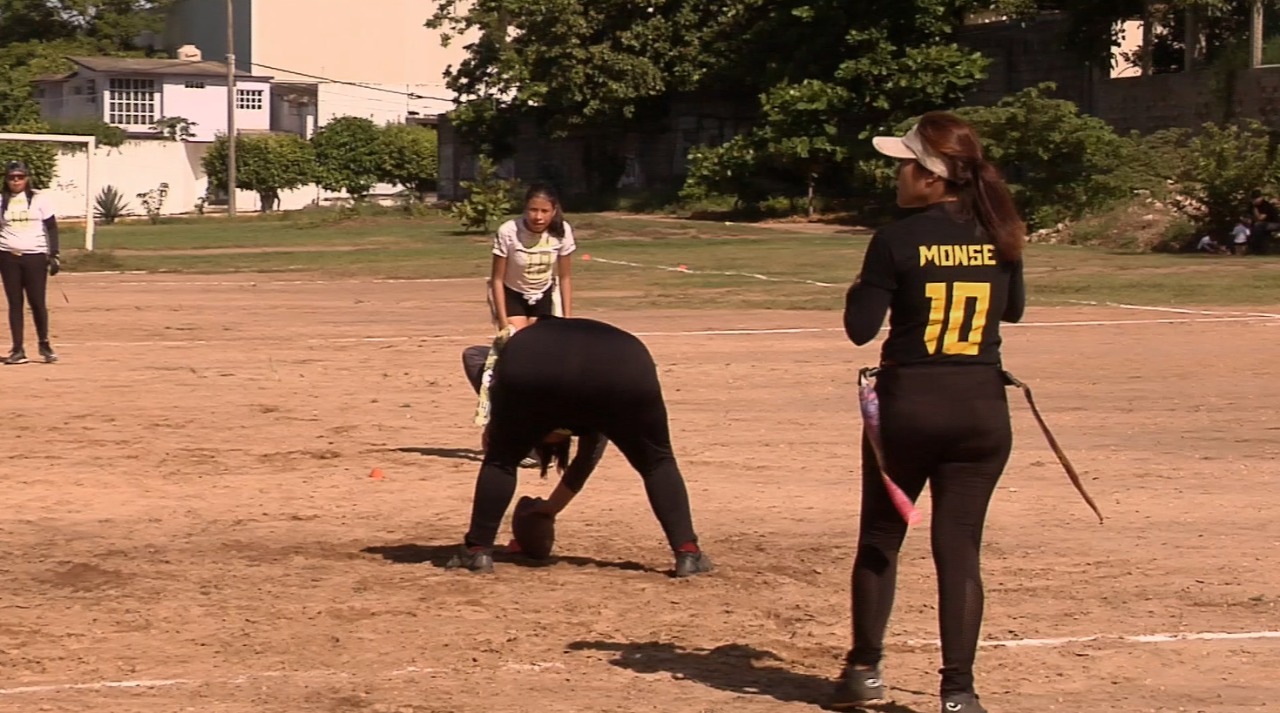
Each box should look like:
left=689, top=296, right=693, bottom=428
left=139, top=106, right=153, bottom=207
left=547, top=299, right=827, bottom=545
left=464, top=318, right=699, bottom=552
left=0, top=252, right=50, bottom=351
left=848, top=364, right=1012, bottom=696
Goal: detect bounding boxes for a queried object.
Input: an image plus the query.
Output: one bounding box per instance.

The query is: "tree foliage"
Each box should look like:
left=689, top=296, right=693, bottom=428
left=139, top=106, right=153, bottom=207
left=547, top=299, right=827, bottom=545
left=202, top=133, right=316, bottom=212
left=0, top=125, right=58, bottom=189
left=310, top=116, right=383, bottom=199
left=0, top=2, right=172, bottom=126
left=376, top=123, right=439, bottom=199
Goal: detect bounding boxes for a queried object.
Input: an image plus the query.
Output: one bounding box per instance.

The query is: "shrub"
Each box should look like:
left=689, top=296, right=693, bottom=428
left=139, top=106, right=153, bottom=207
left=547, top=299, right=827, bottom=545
left=1171, top=119, right=1280, bottom=234
left=449, top=156, right=518, bottom=233
left=94, top=185, right=129, bottom=224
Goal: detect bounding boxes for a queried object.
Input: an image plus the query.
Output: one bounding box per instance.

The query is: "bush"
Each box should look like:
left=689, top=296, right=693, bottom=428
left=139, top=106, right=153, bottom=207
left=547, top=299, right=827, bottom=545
left=449, top=156, right=518, bottom=233
left=1171, top=119, right=1280, bottom=235
left=311, top=116, right=383, bottom=199
left=203, top=133, right=316, bottom=212
left=377, top=123, right=438, bottom=200
left=94, top=185, right=129, bottom=224
left=953, top=83, right=1136, bottom=229
left=0, top=123, right=57, bottom=188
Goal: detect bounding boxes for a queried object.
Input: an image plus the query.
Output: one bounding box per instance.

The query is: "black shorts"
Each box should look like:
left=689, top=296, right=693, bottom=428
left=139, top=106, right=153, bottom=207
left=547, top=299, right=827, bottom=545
left=503, top=285, right=556, bottom=319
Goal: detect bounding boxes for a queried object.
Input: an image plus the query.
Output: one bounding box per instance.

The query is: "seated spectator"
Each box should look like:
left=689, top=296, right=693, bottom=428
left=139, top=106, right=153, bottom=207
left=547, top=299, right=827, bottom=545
left=1197, top=234, right=1227, bottom=254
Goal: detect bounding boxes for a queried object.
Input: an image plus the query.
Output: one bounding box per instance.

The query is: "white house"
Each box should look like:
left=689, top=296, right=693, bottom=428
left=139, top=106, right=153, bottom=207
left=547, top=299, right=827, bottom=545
left=163, top=0, right=475, bottom=133
left=31, top=47, right=273, bottom=142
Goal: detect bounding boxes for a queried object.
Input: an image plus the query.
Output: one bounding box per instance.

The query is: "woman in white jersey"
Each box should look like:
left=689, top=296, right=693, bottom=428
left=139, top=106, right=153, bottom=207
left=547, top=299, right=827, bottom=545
left=489, top=184, right=575, bottom=331
left=0, top=160, right=60, bottom=365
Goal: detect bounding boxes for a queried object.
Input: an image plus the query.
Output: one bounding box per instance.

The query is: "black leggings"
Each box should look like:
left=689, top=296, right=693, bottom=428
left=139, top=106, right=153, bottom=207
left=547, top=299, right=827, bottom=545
left=464, top=318, right=699, bottom=552
left=848, top=365, right=1012, bottom=696
left=0, top=252, right=50, bottom=350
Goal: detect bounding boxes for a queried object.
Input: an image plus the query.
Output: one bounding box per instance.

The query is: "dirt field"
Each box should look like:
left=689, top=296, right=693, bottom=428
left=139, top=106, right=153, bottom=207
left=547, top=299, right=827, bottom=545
left=2, top=273, right=1278, bottom=713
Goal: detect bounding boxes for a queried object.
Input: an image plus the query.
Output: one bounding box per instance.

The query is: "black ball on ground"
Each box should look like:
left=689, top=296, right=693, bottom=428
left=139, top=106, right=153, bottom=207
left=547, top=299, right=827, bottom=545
left=512, top=495, right=556, bottom=560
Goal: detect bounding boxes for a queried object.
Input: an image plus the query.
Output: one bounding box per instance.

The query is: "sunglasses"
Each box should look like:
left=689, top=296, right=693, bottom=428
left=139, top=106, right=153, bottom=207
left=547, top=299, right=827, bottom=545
left=5, top=174, right=27, bottom=181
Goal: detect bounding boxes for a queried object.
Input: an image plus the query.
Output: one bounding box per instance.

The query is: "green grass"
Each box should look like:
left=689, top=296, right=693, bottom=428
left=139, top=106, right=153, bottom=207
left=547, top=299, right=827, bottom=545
left=55, top=210, right=1280, bottom=310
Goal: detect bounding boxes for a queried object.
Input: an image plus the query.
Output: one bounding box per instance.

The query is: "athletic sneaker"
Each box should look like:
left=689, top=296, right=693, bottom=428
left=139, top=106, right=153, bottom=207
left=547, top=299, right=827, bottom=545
left=674, top=550, right=713, bottom=578
left=38, top=341, right=57, bottom=364
left=941, top=693, right=987, bottom=713
left=829, top=665, right=886, bottom=709
left=444, top=545, right=494, bottom=574
left=4, top=349, right=28, bottom=365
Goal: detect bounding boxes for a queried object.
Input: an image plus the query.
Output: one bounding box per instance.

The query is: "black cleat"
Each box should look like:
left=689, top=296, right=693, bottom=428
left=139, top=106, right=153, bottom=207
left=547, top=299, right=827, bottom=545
left=674, top=550, right=713, bottom=578
left=941, top=693, right=987, bottom=713
left=38, top=341, right=57, bottom=363
left=4, top=348, right=28, bottom=365
left=444, top=546, right=494, bottom=574
left=829, top=665, right=887, bottom=709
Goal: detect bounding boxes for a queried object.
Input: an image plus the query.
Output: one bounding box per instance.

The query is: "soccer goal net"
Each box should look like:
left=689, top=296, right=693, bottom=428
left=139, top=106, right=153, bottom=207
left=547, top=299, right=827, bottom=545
left=0, top=132, right=98, bottom=251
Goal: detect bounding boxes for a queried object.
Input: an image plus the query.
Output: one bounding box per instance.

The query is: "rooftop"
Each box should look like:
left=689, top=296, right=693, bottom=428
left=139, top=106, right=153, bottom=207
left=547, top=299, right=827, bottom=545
left=32, top=56, right=272, bottom=82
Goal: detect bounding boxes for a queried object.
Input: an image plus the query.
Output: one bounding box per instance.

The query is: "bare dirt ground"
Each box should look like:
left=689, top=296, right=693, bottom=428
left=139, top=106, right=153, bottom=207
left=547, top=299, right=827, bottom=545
left=2, top=273, right=1278, bottom=713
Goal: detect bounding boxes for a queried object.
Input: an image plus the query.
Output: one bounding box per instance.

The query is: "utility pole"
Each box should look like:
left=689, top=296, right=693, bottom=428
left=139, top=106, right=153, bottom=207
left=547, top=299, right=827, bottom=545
left=1250, top=0, right=1264, bottom=69
left=226, top=0, right=237, bottom=217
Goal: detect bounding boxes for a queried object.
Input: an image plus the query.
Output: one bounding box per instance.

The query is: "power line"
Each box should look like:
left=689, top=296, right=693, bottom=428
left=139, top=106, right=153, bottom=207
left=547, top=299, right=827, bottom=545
left=246, top=61, right=456, bottom=104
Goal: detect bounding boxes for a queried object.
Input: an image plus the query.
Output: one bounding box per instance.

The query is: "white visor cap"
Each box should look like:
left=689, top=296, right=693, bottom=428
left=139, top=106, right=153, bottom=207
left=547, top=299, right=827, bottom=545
left=872, top=124, right=951, bottom=180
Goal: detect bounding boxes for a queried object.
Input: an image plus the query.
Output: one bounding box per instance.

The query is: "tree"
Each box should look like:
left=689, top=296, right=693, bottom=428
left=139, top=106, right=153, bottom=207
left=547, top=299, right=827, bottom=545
left=377, top=123, right=439, bottom=199
left=0, top=2, right=173, bottom=129
left=203, top=133, right=315, bottom=212
left=754, top=80, right=851, bottom=219
left=310, top=116, right=383, bottom=199
left=428, top=0, right=1042, bottom=206
left=680, top=0, right=1004, bottom=212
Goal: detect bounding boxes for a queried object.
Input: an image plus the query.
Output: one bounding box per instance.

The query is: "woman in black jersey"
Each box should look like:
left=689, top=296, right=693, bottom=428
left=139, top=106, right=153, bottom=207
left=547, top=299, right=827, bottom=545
left=447, top=316, right=712, bottom=579
left=829, top=112, right=1025, bottom=713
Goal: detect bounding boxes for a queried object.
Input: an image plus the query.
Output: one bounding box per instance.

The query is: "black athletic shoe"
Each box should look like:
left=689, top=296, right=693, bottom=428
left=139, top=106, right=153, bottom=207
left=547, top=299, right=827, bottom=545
left=444, top=545, right=494, bottom=574
left=941, top=693, right=987, bottom=713
left=829, top=665, right=887, bottom=709
left=4, top=349, right=28, bottom=365
left=38, top=341, right=57, bottom=364
left=674, top=550, right=713, bottom=578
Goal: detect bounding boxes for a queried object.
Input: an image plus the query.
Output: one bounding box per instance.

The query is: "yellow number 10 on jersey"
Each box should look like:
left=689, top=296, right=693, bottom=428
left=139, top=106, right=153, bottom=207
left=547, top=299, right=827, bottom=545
left=923, top=281, right=991, bottom=356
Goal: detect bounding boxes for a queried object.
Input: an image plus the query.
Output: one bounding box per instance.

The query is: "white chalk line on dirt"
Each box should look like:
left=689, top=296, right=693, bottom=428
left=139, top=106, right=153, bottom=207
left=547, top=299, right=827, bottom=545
left=51, top=315, right=1280, bottom=349
left=1066, top=299, right=1280, bottom=320
left=3, top=631, right=1277, bottom=697
left=584, top=256, right=839, bottom=287
left=63, top=275, right=478, bottom=287
left=0, top=662, right=560, bottom=697
left=907, top=630, right=1280, bottom=650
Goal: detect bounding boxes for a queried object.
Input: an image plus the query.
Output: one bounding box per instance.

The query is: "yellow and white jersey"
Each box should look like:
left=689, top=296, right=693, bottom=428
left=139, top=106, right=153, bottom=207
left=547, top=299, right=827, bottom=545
left=0, top=190, right=55, bottom=254
left=493, top=218, right=576, bottom=299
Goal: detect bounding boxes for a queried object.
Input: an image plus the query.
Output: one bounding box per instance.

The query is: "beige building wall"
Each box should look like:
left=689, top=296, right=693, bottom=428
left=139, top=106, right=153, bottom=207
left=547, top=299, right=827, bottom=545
left=248, top=0, right=470, bottom=87
left=165, top=0, right=475, bottom=121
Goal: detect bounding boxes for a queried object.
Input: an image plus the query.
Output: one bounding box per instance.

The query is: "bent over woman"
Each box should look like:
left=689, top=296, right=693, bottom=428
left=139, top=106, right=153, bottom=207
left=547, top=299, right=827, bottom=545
left=831, top=112, right=1026, bottom=713
left=449, top=316, right=711, bottom=578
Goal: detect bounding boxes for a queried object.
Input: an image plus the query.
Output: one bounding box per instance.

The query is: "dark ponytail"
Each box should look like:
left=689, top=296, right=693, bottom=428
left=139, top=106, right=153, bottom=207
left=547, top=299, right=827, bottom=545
left=966, top=160, right=1025, bottom=263
left=534, top=436, right=571, bottom=478
left=916, top=112, right=1026, bottom=263
left=524, top=183, right=565, bottom=239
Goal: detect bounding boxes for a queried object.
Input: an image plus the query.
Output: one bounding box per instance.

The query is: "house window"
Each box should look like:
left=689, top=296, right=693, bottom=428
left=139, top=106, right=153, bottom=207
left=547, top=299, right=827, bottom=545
left=108, top=78, right=157, bottom=126
left=185, top=80, right=206, bottom=89
left=236, top=88, right=264, bottom=110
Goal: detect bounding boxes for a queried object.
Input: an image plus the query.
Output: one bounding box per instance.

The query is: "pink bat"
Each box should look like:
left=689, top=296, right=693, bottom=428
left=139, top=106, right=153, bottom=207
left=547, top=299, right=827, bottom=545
left=859, top=371, right=923, bottom=526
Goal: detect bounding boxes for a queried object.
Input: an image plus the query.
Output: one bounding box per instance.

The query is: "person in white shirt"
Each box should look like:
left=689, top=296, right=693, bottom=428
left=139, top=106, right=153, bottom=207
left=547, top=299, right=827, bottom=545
left=0, top=160, right=60, bottom=365
left=488, top=184, right=576, bottom=332
left=1232, top=216, right=1251, bottom=255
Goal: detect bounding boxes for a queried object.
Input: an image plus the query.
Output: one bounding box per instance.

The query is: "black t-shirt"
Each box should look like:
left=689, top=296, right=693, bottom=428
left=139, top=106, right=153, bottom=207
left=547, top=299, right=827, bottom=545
left=844, top=203, right=1025, bottom=366
left=1256, top=199, right=1279, bottom=223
